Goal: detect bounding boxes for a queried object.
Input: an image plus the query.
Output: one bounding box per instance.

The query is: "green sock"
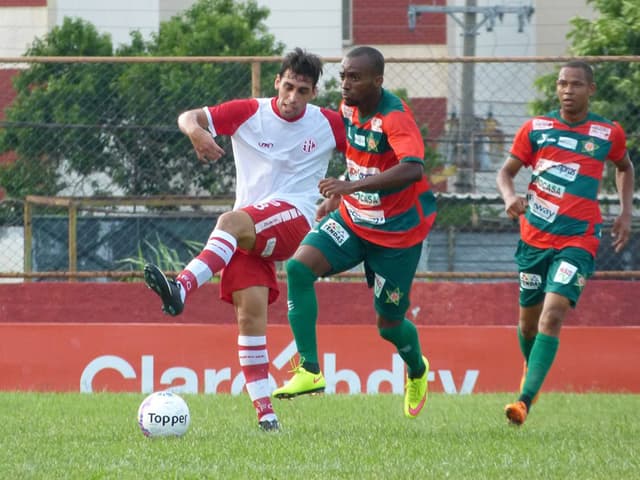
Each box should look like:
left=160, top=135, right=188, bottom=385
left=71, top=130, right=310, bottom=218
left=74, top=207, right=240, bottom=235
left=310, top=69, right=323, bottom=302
left=518, top=326, right=536, bottom=363
left=379, top=318, right=425, bottom=378
left=521, top=333, right=559, bottom=405
left=286, top=258, right=319, bottom=368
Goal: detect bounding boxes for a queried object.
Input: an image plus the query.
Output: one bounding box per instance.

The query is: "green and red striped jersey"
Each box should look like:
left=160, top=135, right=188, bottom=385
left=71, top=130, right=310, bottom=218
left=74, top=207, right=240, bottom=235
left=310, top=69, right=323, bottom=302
left=510, top=110, right=627, bottom=256
left=338, top=89, right=437, bottom=248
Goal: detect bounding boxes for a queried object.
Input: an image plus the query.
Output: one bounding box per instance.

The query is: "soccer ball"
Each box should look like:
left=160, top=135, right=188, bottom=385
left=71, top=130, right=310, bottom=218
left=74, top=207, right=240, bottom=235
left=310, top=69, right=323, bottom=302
left=137, top=391, right=190, bottom=438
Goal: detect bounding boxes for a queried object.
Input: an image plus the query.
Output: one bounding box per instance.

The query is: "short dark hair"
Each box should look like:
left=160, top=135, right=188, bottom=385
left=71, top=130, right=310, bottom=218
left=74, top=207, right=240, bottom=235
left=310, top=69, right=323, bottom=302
left=279, top=48, right=323, bottom=87
left=562, top=60, right=594, bottom=84
left=345, top=46, right=385, bottom=75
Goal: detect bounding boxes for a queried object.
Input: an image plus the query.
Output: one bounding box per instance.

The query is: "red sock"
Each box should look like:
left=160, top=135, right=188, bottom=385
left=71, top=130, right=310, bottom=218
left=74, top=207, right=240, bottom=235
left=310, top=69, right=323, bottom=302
left=238, top=335, right=276, bottom=422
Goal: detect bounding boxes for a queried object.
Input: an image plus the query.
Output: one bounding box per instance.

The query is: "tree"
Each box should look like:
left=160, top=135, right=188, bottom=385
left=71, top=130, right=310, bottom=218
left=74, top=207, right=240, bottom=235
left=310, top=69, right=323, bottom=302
left=530, top=0, right=640, bottom=191
left=0, top=0, right=284, bottom=198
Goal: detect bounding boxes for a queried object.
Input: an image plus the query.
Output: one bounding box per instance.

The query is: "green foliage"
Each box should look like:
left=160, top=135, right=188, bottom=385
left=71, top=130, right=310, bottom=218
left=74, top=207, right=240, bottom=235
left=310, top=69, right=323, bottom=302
left=117, top=236, right=204, bottom=273
left=0, top=0, right=284, bottom=198
left=1, top=392, right=638, bottom=478
left=530, top=0, right=640, bottom=191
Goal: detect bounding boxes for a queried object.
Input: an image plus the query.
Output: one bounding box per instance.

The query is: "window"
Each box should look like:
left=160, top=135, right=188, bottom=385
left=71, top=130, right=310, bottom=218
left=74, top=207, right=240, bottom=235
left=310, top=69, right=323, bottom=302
left=342, top=0, right=352, bottom=45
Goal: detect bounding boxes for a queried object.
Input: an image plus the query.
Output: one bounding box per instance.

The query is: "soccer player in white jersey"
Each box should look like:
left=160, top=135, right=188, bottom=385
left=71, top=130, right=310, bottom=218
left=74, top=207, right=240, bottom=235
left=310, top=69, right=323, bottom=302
left=144, top=48, right=346, bottom=432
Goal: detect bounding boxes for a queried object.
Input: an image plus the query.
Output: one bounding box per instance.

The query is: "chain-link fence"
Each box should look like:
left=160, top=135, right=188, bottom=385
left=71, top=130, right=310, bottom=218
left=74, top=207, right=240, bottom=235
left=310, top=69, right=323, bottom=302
left=1, top=56, right=639, bottom=281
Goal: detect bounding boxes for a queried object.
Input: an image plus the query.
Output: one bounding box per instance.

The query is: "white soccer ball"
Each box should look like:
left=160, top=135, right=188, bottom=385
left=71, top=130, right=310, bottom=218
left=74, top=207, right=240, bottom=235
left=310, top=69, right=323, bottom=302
left=137, top=391, right=190, bottom=438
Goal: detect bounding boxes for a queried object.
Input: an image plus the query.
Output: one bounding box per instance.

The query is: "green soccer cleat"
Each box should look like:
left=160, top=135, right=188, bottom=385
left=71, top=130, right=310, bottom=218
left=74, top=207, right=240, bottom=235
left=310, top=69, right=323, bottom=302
left=273, top=365, right=326, bottom=399
left=404, top=355, right=429, bottom=419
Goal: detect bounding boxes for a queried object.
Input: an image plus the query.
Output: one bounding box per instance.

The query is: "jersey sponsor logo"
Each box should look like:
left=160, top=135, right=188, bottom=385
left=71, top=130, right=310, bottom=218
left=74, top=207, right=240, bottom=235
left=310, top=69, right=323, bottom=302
left=351, top=190, right=381, bottom=206
left=342, top=105, right=354, bottom=118
left=302, top=138, right=317, bottom=153
left=258, top=141, right=274, bottom=149
left=346, top=159, right=380, bottom=180
left=529, top=193, right=559, bottom=223
left=373, top=274, right=385, bottom=298
left=553, top=261, right=578, bottom=285
left=344, top=202, right=386, bottom=225
left=534, top=176, right=565, bottom=198
left=371, top=117, right=383, bottom=132
left=260, top=238, right=276, bottom=257
left=354, top=132, right=366, bottom=147
left=532, top=119, right=554, bottom=130
left=519, top=272, right=542, bottom=290
left=536, top=133, right=557, bottom=146
left=320, top=218, right=350, bottom=246
left=557, top=136, right=578, bottom=150
left=588, top=124, right=611, bottom=140
left=534, top=159, right=579, bottom=182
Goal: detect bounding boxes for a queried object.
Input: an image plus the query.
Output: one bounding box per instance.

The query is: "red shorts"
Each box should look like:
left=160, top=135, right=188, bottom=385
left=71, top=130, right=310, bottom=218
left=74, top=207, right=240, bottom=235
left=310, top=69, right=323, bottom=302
left=219, top=200, right=310, bottom=305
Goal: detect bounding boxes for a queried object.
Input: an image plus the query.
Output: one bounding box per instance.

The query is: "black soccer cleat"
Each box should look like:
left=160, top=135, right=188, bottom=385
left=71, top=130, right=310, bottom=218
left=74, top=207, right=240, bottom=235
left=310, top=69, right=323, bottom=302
left=143, top=263, right=184, bottom=316
left=258, top=419, right=280, bottom=432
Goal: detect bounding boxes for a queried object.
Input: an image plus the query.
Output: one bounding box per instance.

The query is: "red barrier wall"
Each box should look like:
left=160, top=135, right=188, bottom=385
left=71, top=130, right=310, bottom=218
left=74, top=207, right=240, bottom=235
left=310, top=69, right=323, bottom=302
left=0, top=280, right=637, bottom=325
left=2, top=323, right=638, bottom=394
left=0, top=281, right=637, bottom=393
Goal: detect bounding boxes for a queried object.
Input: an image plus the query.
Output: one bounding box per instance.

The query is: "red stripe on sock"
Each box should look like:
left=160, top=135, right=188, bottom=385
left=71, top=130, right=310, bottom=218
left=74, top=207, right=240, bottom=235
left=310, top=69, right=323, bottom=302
left=176, top=271, right=197, bottom=297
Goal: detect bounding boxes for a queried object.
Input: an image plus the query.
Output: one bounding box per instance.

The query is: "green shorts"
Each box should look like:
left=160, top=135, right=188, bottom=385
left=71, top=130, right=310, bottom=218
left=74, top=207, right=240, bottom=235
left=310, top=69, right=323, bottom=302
left=515, top=241, right=595, bottom=308
left=302, top=210, right=423, bottom=321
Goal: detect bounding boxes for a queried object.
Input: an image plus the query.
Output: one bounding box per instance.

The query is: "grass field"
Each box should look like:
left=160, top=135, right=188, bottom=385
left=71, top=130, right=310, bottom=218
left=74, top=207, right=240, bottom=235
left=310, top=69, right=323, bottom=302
left=1, top=392, right=638, bottom=479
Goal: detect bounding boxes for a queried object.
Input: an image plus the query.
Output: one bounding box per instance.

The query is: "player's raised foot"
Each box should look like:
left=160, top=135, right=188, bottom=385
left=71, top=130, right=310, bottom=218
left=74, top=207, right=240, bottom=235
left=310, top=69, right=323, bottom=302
left=273, top=365, right=326, bottom=399
left=143, top=263, right=184, bottom=316
left=258, top=418, right=280, bottom=432
left=404, top=355, right=429, bottom=419
left=519, top=361, right=539, bottom=405
left=505, top=400, right=528, bottom=426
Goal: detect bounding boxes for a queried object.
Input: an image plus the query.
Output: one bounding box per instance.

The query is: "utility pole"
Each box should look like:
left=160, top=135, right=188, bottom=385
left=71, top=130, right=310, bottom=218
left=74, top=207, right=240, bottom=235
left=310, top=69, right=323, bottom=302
left=408, top=2, right=534, bottom=193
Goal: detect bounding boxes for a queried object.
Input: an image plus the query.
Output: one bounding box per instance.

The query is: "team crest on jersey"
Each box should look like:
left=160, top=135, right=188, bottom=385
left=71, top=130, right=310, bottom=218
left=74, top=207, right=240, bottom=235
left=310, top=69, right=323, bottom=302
left=385, top=287, right=404, bottom=306
left=367, top=133, right=379, bottom=152
left=532, top=119, right=553, bottom=130
left=302, top=138, right=317, bottom=153
left=371, top=117, right=383, bottom=132
left=574, top=273, right=586, bottom=291
left=580, top=139, right=599, bottom=156
left=588, top=124, right=611, bottom=140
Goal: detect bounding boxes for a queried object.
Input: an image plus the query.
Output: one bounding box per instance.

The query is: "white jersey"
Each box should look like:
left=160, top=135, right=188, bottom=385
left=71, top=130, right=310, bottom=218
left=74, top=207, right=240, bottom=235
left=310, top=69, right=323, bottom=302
left=204, top=98, right=345, bottom=226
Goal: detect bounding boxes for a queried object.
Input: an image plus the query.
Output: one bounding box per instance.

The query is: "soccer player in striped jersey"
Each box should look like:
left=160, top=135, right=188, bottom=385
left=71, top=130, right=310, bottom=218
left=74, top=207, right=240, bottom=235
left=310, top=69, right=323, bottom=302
left=143, top=49, right=346, bottom=432
left=497, top=60, right=635, bottom=425
left=273, top=46, right=437, bottom=420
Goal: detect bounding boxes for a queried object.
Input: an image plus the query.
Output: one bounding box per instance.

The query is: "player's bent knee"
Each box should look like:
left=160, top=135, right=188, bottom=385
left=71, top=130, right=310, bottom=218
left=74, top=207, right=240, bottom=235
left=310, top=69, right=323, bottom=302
left=286, top=258, right=317, bottom=284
